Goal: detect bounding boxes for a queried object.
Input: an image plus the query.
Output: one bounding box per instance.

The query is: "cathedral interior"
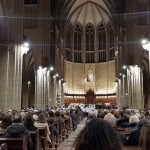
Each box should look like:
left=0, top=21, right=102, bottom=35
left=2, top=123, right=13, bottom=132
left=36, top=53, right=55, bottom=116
left=0, top=0, right=150, bottom=111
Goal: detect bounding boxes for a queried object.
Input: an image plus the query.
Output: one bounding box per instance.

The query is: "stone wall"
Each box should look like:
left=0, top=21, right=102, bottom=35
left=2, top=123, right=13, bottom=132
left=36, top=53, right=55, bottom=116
left=64, top=60, right=116, bottom=95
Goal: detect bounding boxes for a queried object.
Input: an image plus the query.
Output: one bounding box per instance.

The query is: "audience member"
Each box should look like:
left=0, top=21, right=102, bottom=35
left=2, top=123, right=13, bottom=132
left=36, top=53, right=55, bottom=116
left=74, top=119, right=122, bottom=150
left=24, top=114, right=37, bottom=131
left=0, top=113, right=12, bottom=132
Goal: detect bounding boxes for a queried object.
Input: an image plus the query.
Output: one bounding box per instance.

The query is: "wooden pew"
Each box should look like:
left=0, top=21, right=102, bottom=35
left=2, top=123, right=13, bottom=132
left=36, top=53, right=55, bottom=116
left=37, top=127, right=47, bottom=150
left=64, top=118, right=72, bottom=137
left=30, top=130, right=40, bottom=150
left=123, top=146, right=142, bottom=150
left=0, top=136, right=27, bottom=150
left=53, top=122, right=60, bottom=145
left=49, top=124, right=55, bottom=148
left=0, top=143, right=7, bottom=150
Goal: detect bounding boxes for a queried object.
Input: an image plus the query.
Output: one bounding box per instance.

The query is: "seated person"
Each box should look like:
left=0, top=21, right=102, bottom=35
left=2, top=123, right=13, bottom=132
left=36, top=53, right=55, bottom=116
left=117, top=113, right=129, bottom=128
left=4, top=114, right=33, bottom=150
left=104, top=113, right=127, bottom=145
left=0, top=113, right=12, bottom=132
left=34, top=113, right=51, bottom=144
left=74, top=119, right=122, bottom=150
left=23, top=114, right=37, bottom=131
left=127, top=119, right=148, bottom=146
left=128, top=115, right=139, bottom=131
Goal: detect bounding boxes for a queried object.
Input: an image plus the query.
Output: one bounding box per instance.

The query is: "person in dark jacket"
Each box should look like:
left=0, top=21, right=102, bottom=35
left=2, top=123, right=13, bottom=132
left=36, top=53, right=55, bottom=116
left=127, top=119, right=149, bottom=146
left=23, top=114, right=37, bottom=131
left=4, top=114, right=33, bottom=150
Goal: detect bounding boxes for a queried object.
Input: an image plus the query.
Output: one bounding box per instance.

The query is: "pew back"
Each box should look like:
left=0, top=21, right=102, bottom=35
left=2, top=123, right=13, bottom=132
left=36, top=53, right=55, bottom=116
left=0, top=136, right=27, bottom=150
left=123, top=146, right=142, bottom=150
left=0, top=143, right=7, bottom=150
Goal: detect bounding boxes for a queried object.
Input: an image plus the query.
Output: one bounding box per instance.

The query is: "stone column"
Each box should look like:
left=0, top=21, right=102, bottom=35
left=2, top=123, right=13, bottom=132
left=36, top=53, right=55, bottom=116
left=51, top=76, right=57, bottom=107
left=35, top=67, right=49, bottom=109
left=0, top=45, right=24, bottom=111
left=126, top=66, right=144, bottom=109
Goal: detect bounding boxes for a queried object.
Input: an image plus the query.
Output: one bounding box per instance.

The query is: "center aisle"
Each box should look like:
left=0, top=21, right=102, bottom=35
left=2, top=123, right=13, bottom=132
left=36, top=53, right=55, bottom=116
left=58, top=118, right=86, bottom=150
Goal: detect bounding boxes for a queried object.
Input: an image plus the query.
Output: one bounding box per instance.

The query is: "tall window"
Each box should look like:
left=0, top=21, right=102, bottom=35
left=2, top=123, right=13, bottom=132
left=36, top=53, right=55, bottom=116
left=98, top=24, right=106, bottom=62
left=109, top=26, right=115, bottom=60
left=86, top=24, right=94, bottom=63
left=66, top=27, right=72, bottom=61
left=98, top=24, right=106, bottom=50
left=24, top=0, right=37, bottom=4
left=66, top=28, right=72, bottom=49
left=109, top=26, right=114, bottom=48
left=74, top=24, right=82, bottom=50
left=86, top=25, right=94, bottom=51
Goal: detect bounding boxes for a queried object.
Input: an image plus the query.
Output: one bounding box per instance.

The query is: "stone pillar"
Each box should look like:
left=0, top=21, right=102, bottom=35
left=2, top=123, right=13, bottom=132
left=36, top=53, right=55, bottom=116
left=126, top=66, right=144, bottom=109
left=35, top=67, right=49, bottom=109
left=51, top=76, right=57, bottom=107
left=0, top=45, right=24, bottom=111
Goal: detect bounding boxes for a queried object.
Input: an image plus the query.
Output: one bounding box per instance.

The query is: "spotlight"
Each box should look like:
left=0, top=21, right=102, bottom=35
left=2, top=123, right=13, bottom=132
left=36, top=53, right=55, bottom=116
left=122, top=65, right=127, bottom=70
left=141, top=39, right=148, bottom=45
left=50, top=66, right=54, bottom=71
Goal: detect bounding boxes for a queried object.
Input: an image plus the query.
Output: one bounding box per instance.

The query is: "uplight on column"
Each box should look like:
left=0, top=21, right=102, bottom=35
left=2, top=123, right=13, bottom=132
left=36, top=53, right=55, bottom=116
left=21, top=42, right=30, bottom=54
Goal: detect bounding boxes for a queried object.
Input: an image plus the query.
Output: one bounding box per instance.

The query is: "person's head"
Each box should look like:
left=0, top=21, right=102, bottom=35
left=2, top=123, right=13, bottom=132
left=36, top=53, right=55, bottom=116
left=13, top=114, right=22, bottom=123
left=139, top=124, right=150, bottom=150
left=129, top=115, right=139, bottom=125
left=55, top=111, right=60, bottom=117
left=113, top=110, right=120, bottom=118
left=23, top=114, right=34, bottom=128
left=0, top=113, right=12, bottom=129
left=104, top=113, right=116, bottom=127
left=38, top=113, right=46, bottom=123
left=74, top=119, right=122, bottom=150
left=49, top=111, right=54, bottom=117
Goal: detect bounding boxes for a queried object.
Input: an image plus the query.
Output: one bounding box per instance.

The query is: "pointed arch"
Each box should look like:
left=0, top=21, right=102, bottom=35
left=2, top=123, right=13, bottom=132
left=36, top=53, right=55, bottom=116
left=65, top=24, right=73, bottom=61
left=108, top=25, right=114, bottom=48
left=74, top=23, right=82, bottom=50
left=97, top=23, right=106, bottom=62
left=97, top=23, right=106, bottom=50
left=66, top=26, right=72, bottom=49
left=108, top=24, right=115, bottom=60
left=86, top=23, right=94, bottom=51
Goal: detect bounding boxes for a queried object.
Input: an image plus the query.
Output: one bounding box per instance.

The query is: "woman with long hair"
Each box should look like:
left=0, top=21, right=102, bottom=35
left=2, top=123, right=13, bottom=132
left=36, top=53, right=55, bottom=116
left=74, top=119, right=122, bottom=150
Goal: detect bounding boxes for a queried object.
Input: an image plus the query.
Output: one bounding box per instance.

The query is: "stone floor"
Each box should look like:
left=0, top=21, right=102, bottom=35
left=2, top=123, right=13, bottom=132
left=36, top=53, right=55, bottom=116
left=58, top=119, right=86, bottom=150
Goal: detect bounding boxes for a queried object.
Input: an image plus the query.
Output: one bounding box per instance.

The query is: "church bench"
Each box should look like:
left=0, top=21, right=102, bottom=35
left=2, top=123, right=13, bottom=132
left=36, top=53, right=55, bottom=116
left=64, top=118, right=72, bottom=137
left=53, top=122, right=60, bottom=145
left=0, top=136, right=27, bottom=150
left=30, top=130, right=40, bottom=150
left=0, top=143, right=7, bottom=150
left=123, top=146, right=142, bottom=150
left=37, top=127, right=48, bottom=150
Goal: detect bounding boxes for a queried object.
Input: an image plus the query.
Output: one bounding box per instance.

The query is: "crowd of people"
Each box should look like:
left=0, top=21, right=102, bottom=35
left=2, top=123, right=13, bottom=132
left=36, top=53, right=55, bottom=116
left=0, top=105, right=83, bottom=149
left=0, top=104, right=150, bottom=150
left=74, top=104, right=150, bottom=150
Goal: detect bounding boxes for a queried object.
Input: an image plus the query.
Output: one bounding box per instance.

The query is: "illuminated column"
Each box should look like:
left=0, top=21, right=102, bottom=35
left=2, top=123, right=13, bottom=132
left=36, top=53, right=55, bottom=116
left=0, top=43, right=30, bottom=111
left=51, top=75, right=57, bottom=107
left=117, top=79, right=121, bottom=109
left=35, top=67, right=49, bottom=109
left=47, top=67, right=54, bottom=106
left=126, top=66, right=144, bottom=109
